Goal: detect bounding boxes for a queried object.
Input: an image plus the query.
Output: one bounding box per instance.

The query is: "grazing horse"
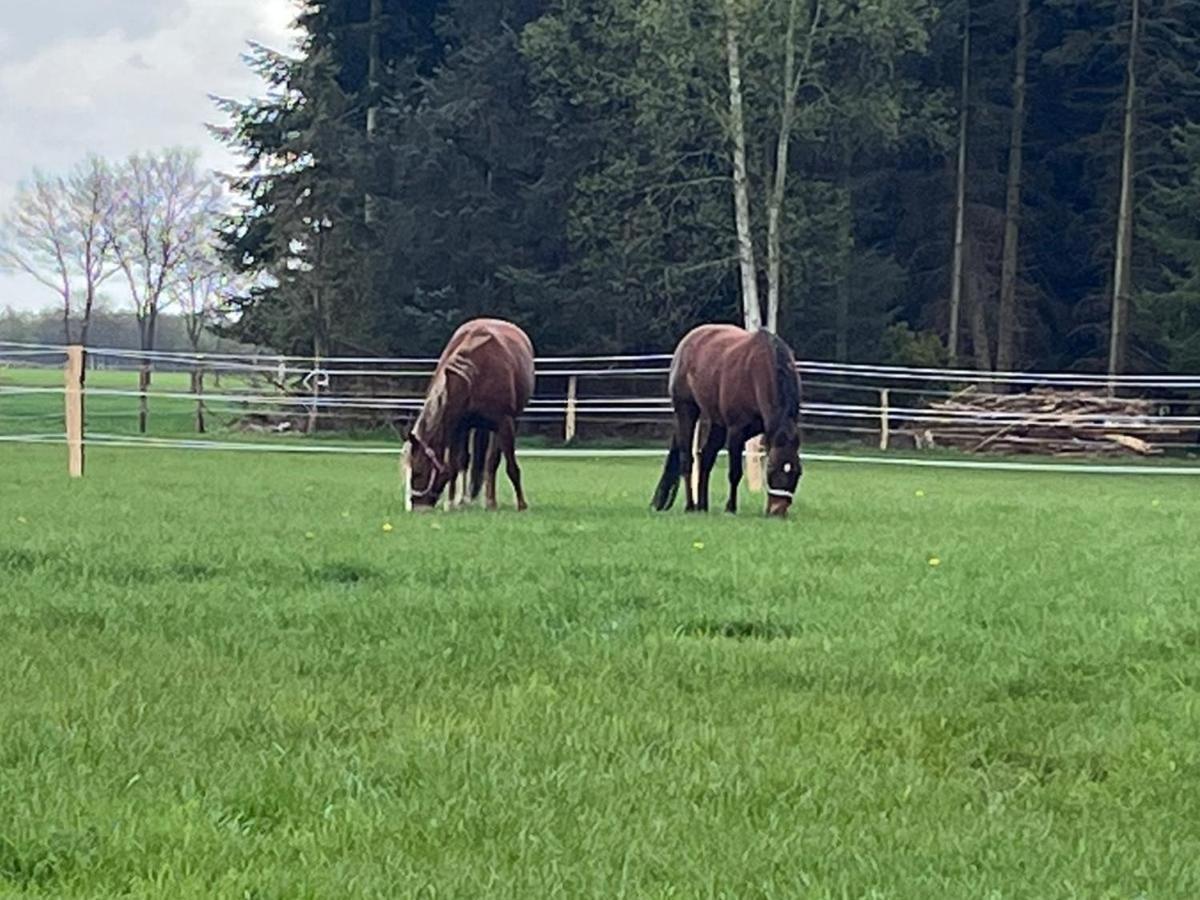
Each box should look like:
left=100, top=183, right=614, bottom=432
left=651, top=324, right=803, bottom=517
left=405, top=318, right=535, bottom=511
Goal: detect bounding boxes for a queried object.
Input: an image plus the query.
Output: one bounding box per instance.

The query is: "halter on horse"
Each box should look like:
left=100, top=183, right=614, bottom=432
left=651, top=324, right=803, bottom=517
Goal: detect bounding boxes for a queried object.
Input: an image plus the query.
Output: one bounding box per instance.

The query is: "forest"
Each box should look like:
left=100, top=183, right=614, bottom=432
left=212, top=0, right=1200, bottom=373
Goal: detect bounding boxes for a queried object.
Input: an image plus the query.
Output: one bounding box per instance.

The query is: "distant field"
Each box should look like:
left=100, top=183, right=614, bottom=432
left=2, top=443, right=1198, bottom=897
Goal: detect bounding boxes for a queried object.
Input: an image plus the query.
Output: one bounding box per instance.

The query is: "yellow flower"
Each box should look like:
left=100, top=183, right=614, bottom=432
left=305, top=531, right=316, bottom=540
left=928, top=556, right=941, bottom=567
left=915, top=490, right=926, bottom=498
left=693, top=541, right=705, bottom=550
left=382, top=522, right=394, bottom=533
left=1152, top=499, right=1161, bottom=508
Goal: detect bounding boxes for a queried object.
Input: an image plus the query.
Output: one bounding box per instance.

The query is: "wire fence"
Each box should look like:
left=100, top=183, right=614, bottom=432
left=2, top=339, right=1199, bottom=475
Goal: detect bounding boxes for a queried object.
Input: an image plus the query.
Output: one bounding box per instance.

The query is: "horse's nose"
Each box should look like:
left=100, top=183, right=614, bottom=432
left=766, top=497, right=791, bottom=518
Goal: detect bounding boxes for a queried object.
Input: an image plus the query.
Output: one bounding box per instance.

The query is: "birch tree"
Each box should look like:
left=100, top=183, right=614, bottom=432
left=724, top=0, right=762, bottom=331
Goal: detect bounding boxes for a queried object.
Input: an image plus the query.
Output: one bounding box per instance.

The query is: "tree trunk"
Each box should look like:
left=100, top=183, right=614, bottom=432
left=996, top=0, right=1028, bottom=374
left=364, top=0, right=382, bottom=225
left=765, top=0, right=802, bottom=335
left=948, top=1, right=970, bottom=363
left=834, top=167, right=852, bottom=362
left=1109, top=0, right=1140, bottom=384
left=138, top=312, right=157, bottom=434
left=192, top=368, right=206, bottom=434
left=724, top=0, right=761, bottom=333
left=967, top=256, right=993, bottom=372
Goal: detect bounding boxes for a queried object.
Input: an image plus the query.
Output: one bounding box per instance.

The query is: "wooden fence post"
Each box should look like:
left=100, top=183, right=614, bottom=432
left=689, top=419, right=707, bottom=498
left=194, top=366, right=206, bottom=434
left=64, top=345, right=84, bottom=478
left=745, top=434, right=764, bottom=493
left=879, top=388, right=891, bottom=450
left=307, top=355, right=321, bottom=434
left=565, top=375, right=578, bottom=443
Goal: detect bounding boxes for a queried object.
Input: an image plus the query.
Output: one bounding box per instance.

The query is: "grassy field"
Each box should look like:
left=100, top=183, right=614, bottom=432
left=2, top=442, right=1199, bottom=897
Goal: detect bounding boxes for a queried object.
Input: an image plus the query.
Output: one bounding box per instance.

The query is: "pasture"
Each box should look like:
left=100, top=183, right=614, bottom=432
left=2, top=442, right=1199, bottom=897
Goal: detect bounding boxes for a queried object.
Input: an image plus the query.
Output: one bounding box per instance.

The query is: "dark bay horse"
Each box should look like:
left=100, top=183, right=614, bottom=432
left=651, top=324, right=803, bottom=517
left=405, top=318, right=535, bottom=511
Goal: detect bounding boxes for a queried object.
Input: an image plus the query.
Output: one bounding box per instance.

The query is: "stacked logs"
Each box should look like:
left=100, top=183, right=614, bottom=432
left=907, top=387, right=1188, bottom=456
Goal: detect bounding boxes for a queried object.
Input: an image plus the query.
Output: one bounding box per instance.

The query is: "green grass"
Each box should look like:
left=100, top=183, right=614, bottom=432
left=2, top=443, right=1199, bottom=897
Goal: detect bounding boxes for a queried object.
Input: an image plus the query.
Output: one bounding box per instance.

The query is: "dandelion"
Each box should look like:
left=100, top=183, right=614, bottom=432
left=693, top=541, right=705, bottom=550
left=915, top=490, right=926, bottom=498
left=382, top=522, right=394, bottom=533
left=928, top=556, right=941, bottom=567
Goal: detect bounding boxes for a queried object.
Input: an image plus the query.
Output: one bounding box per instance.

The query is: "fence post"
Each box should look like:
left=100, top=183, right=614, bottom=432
left=565, top=375, right=578, bottom=443
left=194, top=366, right=206, bottom=434
left=64, top=345, right=85, bottom=478
left=746, top=434, right=764, bottom=493
left=307, top=354, right=321, bottom=434
left=689, top=419, right=707, bottom=498
left=879, top=388, right=890, bottom=450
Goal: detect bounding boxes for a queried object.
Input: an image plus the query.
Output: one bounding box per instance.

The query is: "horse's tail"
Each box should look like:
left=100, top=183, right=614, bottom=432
left=651, top=440, right=682, bottom=511
left=468, top=428, right=490, bottom=500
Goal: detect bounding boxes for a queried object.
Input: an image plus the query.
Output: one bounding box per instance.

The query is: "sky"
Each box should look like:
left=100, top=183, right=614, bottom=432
left=0, top=0, right=299, bottom=313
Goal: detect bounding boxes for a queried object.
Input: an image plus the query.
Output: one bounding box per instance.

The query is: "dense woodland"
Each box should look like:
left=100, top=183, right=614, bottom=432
left=213, top=0, right=1200, bottom=373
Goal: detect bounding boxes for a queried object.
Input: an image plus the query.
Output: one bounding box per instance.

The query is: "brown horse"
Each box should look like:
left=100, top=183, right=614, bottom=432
left=651, top=324, right=803, bottom=517
left=405, top=318, right=535, bottom=511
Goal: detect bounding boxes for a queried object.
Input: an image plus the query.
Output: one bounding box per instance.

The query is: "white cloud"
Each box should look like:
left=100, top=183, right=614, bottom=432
left=0, top=0, right=299, bottom=314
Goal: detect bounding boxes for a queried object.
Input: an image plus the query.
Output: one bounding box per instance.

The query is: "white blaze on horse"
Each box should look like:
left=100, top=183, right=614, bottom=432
left=405, top=318, right=536, bottom=511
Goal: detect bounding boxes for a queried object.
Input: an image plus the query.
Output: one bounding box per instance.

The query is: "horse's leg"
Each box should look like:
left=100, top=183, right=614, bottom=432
left=675, top=403, right=700, bottom=511
left=697, top=424, right=726, bottom=512
left=484, top=431, right=502, bottom=510
left=447, top=426, right=470, bottom=509
left=498, top=417, right=528, bottom=511
left=726, top=430, right=747, bottom=514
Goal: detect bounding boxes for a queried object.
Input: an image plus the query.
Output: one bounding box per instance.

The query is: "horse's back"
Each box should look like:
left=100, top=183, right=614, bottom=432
left=442, top=317, right=535, bottom=413
left=670, top=324, right=756, bottom=412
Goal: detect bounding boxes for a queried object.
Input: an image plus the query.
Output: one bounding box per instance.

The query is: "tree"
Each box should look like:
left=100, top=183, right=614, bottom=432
left=107, top=149, right=224, bottom=433
left=0, top=158, right=119, bottom=347
left=724, top=0, right=762, bottom=331
left=995, top=0, right=1029, bottom=373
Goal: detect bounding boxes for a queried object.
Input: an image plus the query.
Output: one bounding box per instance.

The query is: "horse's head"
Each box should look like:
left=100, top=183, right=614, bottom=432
left=764, top=427, right=802, bottom=517
left=405, top=433, right=450, bottom=511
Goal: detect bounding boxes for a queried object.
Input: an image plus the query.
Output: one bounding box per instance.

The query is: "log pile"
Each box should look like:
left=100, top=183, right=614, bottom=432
left=908, top=387, right=1187, bottom=456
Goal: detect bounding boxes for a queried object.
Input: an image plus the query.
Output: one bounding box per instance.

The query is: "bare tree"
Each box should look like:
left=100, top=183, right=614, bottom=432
left=173, top=246, right=229, bottom=434
left=0, top=173, right=73, bottom=343
left=108, top=149, right=223, bottom=433
left=0, top=159, right=118, bottom=346
left=67, top=158, right=120, bottom=348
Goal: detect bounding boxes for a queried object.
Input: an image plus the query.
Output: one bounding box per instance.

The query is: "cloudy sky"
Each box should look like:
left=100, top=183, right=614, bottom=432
left=0, top=0, right=299, bottom=312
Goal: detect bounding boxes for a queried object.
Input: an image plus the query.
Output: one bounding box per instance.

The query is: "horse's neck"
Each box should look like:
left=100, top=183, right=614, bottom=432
left=415, top=368, right=464, bottom=449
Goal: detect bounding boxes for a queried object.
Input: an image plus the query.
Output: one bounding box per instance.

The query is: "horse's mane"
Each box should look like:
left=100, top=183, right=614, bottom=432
left=411, top=331, right=493, bottom=445
left=763, top=331, right=801, bottom=435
